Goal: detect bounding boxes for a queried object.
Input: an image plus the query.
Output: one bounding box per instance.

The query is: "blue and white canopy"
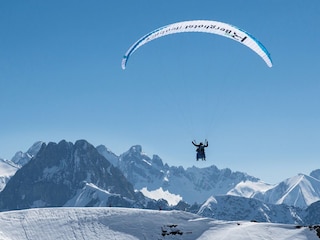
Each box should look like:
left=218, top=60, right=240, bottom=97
left=121, top=20, right=272, bottom=69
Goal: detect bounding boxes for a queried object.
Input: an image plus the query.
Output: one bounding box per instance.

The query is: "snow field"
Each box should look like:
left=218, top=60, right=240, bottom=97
left=0, top=207, right=319, bottom=240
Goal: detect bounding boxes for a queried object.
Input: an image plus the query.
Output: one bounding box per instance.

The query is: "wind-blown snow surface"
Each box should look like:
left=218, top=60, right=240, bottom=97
left=0, top=207, right=318, bottom=240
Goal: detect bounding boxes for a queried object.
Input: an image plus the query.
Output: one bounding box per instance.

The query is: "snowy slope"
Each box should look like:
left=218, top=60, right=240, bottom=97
left=0, top=207, right=318, bottom=240
left=2, top=140, right=320, bottom=219
left=227, top=180, right=274, bottom=198
left=0, top=159, right=19, bottom=178
left=254, top=174, right=320, bottom=208
left=197, top=195, right=305, bottom=224
left=0, top=159, right=19, bottom=191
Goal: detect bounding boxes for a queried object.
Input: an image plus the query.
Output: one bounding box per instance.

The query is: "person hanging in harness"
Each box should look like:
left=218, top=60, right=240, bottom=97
left=192, top=139, right=208, bottom=161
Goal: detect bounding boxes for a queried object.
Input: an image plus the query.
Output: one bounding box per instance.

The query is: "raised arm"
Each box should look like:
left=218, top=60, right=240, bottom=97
left=192, top=141, right=199, bottom=147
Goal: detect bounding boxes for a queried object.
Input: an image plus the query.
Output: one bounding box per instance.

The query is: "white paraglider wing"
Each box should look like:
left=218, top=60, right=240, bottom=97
left=121, top=20, right=272, bottom=69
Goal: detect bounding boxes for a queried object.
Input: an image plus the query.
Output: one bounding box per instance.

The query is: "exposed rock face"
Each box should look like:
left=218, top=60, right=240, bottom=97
left=0, top=140, right=137, bottom=210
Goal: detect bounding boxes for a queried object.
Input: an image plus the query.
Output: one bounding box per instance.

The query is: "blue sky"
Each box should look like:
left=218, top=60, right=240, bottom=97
left=0, top=0, right=319, bottom=184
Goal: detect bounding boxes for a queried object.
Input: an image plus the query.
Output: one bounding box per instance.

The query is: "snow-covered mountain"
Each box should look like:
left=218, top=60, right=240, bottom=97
left=227, top=180, right=274, bottom=198
left=0, top=207, right=319, bottom=240
left=252, top=174, right=320, bottom=209
left=227, top=174, right=320, bottom=209
left=197, top=195, right=304, bottom=224
left=97, top=144, right=261, bottom=205
left=1, top=140, right=320, bottom=225
left=3, top=141, right=320, bottom=209
left=97, top=144, right=320, bottom=209
left=0, top=140, right=151, bottom=211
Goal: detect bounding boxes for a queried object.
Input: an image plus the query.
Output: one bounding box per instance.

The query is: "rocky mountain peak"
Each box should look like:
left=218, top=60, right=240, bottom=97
left=0, top=140, right=137, bottom=210
left=11, top=141, right=44, bottom=166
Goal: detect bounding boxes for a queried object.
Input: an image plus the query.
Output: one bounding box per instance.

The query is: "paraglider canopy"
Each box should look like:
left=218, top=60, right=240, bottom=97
left=121, top=20, right=272, bottom=69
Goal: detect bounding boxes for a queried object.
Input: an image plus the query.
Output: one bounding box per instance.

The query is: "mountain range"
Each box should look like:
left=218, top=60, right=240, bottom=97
left=97, top=144, right=320, bottom=209
left=1, top=139, right=320, bottom=225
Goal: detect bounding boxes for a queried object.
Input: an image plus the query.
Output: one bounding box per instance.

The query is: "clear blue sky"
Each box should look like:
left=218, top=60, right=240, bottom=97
left=1, top=0, right=319, bottom=184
